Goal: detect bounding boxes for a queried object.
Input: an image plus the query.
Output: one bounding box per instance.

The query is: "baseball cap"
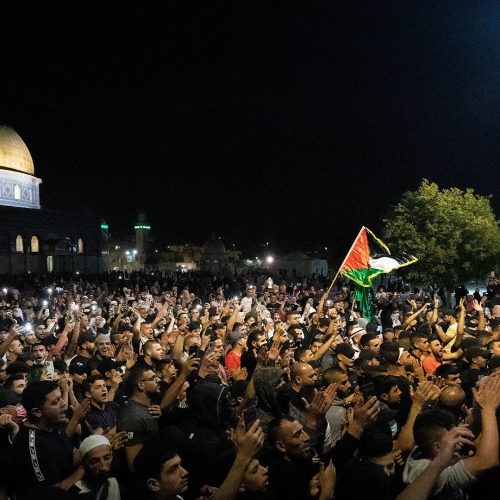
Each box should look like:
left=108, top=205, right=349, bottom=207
left=77, top=330, right=95, bottom=346
left=464, top=346, right=489, bottom=362
left=69, top=360, right=87, bottom=375
left=97, top=358, right=125, bottom=375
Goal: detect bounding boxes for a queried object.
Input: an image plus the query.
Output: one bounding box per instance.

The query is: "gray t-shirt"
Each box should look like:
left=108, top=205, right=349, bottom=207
left=117, top=399, right=159, bottom=446
left=403, top=447, right=475, bottom=499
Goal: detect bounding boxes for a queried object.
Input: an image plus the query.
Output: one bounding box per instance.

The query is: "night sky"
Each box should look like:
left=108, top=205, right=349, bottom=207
left=1, top=2, right=499, bottom=260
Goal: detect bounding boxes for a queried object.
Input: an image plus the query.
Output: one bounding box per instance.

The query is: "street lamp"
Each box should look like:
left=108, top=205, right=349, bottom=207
left=132, top=249, right=138, bottom=256
left=266, top=256, right=274, bottom=264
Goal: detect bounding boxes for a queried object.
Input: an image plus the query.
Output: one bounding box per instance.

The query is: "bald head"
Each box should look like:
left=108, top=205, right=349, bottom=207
left=439, top=385, right=465, bottom=409
left=291, top=363, right=317, bottom=388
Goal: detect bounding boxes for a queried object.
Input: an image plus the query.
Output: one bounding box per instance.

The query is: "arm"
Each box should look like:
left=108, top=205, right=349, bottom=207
left=434, top=324, right=452, bottom=346
left=0, top=326, right=19, bottom=357
left=171, top=329, right=186, bottom=363
left=428, top=299, right=439, bottom=326
left=312, top=327, right=337, bottom=361
left=52, top=324, right=72, bottom=358
left=454, top=299, right=465, bottom=349
left=226, top=303, right=242, bottom=333
left=397, top=426, right=476, bottom=500
left=394, top=381, right=439, bottom=452
left=64, top=318, right=81, bottom=360
left=463, top=374, right=500, bottom=475
left=212, top=419, right=264, bottom=500
left=160, top=356, right=199, bottom=411
left=471, top=300, right=485, bottom=331
left=402, top=304, right=429, bottom=330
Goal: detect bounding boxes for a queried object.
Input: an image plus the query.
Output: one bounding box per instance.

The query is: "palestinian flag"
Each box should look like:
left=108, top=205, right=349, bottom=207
left=340, top=227, right=418, bottom=287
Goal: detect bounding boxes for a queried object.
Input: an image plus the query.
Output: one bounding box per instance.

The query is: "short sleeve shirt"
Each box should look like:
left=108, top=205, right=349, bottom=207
left=117, top=400, right=158, bottom=446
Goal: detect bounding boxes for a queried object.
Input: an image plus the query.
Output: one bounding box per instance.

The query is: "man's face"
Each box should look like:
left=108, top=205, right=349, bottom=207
left=140, top=323, right=154, bottom=339
left=336, top=374, right=353, bottom=398
left=490, top=340, right=500, bottom=357
left=473, top=355, right=488, bottom=369
left=82, top=340, right=95, bottom=355
left=387, top=385, right=402, bottom=405
left=21, top=330, right=37, bottom=345
left=83, top=444, right=113, bottom=488
left=96, top=340, right=111, bottom=358
left=157, top=455, right=188, bottom=497
left=246, top=288, right=256, bottom=298
left=9, top=339, right=24, bottom=356
left=141, top=369, right=160, bottom=397
left=35, top=325, right=47, bottom=339
left=276, top=420, right=311, bottom=459
left=492, top=304, right=500, bottom=318
left=0, top=330, right=8, bottom=342
left=87, top=379, right=108, bottom=404
left=300, top=349, right=314, bottom=363
left=311, top=341, right=323, bottom=354
left=38, top=388, right=67, bottom=425
left=368, top=337, right=382, bottom=351
left=244, top=459, right=269, bottom=492
left=370, top=452, right=396, bottom=477
left=429, top=340, right=443, bottom=358
left=288, top=314, right=300, bottom=326
left=147, top=342, right=164, bottom=361
left=12, top=378, right=27, bottom=395
left=32, top=344, right=48, bottom=363
left=95, top=316, right=105, bottom=328
left=415, top=337, right=430, bottom=353
left=298, top=364, right=318, bottom=386
left=445, top=373, right=461, bottom=386
left=338, top=352, right=354, bottom=368
left=72, top=371, right=87, bottom=384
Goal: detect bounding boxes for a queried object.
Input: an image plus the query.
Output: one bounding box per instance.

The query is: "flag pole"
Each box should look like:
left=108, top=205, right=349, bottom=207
left=326, top=226, right=365, bottom=294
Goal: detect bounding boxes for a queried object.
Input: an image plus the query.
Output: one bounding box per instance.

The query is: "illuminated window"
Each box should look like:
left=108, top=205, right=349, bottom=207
left=14, top=185, right=21, bottom=200
left=31, top=236, right=39, bottom=253
left=47, top=256, right=53, bottom=272
left=77, top=238, right=84, bottom=254
left=15, top=235, right=24, bottom=253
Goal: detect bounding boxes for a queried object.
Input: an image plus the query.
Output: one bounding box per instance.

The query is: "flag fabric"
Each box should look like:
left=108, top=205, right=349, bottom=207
left=340, top=227, right=417, bottom=287
left=353, top=285, right=375, bottom=323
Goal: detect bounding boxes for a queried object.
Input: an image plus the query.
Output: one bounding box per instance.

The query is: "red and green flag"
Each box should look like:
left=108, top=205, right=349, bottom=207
left=340, top=227, right=418, bottom=287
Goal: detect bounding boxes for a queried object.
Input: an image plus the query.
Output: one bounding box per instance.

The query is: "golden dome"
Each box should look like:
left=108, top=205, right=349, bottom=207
left=0, top=124, right=35, bottom=175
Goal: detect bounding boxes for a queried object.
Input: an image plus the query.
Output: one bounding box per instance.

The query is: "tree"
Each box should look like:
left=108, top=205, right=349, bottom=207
left=382, top=180, right=500, bottom=287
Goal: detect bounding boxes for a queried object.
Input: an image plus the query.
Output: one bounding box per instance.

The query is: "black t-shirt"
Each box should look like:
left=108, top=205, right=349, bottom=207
left=12, top=424, right=74, bottom=496
left=460, top=368, right=486, bottom=406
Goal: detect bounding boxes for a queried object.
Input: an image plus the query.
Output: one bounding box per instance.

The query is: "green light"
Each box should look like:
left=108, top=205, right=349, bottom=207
left=134, top=225, right=151, bottom=230
left=100, top=224, right=109, bottom=230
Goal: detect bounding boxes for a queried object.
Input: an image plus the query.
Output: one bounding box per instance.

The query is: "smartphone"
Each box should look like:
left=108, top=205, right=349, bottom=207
left=127, top=432, right=134, bottom=441
left=188, top=345, right=199, bottom=357
left=208, top=341, right=216, bottom=352
left=242, top=405, right=258, bottom=430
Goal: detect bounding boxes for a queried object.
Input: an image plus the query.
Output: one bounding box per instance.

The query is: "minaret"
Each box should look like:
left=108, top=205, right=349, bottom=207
left=134, top=213, right=150, bottom=269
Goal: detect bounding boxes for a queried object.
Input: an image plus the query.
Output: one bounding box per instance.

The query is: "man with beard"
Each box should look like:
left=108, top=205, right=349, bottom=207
left=75, top=435, right=120, bottom=499
left=30, top=344, right=55, bottom=381
left=421, top=338, right=443, bottom=376
left=117, top=365, right=161, bottom=472
left=371, top=375, right=402, bottom=437
left=69, top=333, right=94, bottom=371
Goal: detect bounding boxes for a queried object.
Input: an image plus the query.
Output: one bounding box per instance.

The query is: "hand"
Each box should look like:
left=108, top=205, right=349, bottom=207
left=473, top=373, right=500, bottom=412
left=109, top=371, right=122, bottom=387
left=0, top=405, right=18, bottom=418
left=148, top=404, right=162, bottom=419
left=458, top=297, right=465, bottom=313
left=411, top=380, right=440, bottom=407
left=410, top=358, right=425, bottom=380
left=237, top=419, right=264, bottom=460
left=432, top=425, right=476, bottom=469
left=8, top=324, right=22, bottom=337
left=200, top=350, right=218, bottom=373
left=181, top=355, right=200, bottom=377
left=103, top=429, right=128, bottom=450
left=256, top=346, right=268, bottom=366
left=302, top=389, right=330, bottom=415
left=319, top=460, right=336, bottom=500
left=471, top=299, right=483, bottom=313
left=267, top=340, right=280, bottom=362
left=70, top=398, right=90, bottom=422
left=393, top=449, right=404, bottom=466
left=350, top=396, right=380, bottom=430
left=0, top=413, right=18, bottom=430
left=59, top=376, right=72, bottom=394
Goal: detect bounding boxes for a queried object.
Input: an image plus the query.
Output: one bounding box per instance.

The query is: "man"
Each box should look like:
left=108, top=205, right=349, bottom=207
left=241, top=285, right=257, bottom=314
left=83, top=376, right=120, bottom=432
left=241, top=330, right=267, bottom=377
left=409, top=331, right=430, bottom=361
left=12, top=381, right=82, bottom=496
left=225, top=331, right=248, bottom=374
left=87, top=334, right=113, bottom=376
left=30, top=344, right=55, bottom=381
left=287, top=362, right=318, bottom=411
left=334, top=343, right=356, bottom=374
left=460, top=346, right=489, bottom=406
left=6, top=337, right=24, bottom=364
left=434, top=364, right=461, bottom=386
left=136, top=339, right=165, bottom=372
left=68, top=331, right=95, bottom=373
left=75, top=435, right=121, bottom=499
left=404, top=375, right=500, bottom=497
left=117, top=365, right=160, bottom=472
left=422, top=338, right=443, bottom=376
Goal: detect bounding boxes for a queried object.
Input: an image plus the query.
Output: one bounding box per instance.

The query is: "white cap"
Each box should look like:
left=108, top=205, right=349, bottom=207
left=79, top=435, right=111, bottom=459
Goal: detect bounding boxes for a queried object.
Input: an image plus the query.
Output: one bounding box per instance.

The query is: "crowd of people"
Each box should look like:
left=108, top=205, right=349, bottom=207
left=0, top=271, right=499, bottom=499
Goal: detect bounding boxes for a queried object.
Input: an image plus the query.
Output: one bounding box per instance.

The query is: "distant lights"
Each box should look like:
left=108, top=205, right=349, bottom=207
left=132, top=249, right=138, bottom=255
left=266, top=256, right=274, bottom=264
left=134, top=225, right=151, bottom=230
left=100, top=223, right=109, bottom=230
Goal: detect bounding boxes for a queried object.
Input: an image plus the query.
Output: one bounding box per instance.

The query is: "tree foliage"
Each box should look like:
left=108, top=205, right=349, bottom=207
left=382, top=180, right=500, bottom=287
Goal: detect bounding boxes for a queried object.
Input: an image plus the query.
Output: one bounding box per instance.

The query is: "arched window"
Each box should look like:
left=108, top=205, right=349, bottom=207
left=77, top=238, right=84, bottom=254
left=15, top=235, right=24, bottom=253
left=14, top=185, right=21, bottom=200
left=31, top=236, right=39, bottom=253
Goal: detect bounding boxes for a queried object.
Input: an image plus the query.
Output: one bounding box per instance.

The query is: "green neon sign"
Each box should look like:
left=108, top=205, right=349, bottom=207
left=134, top=225, right=151, bottom=230
left=100, top=224, right=109, bottom=230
